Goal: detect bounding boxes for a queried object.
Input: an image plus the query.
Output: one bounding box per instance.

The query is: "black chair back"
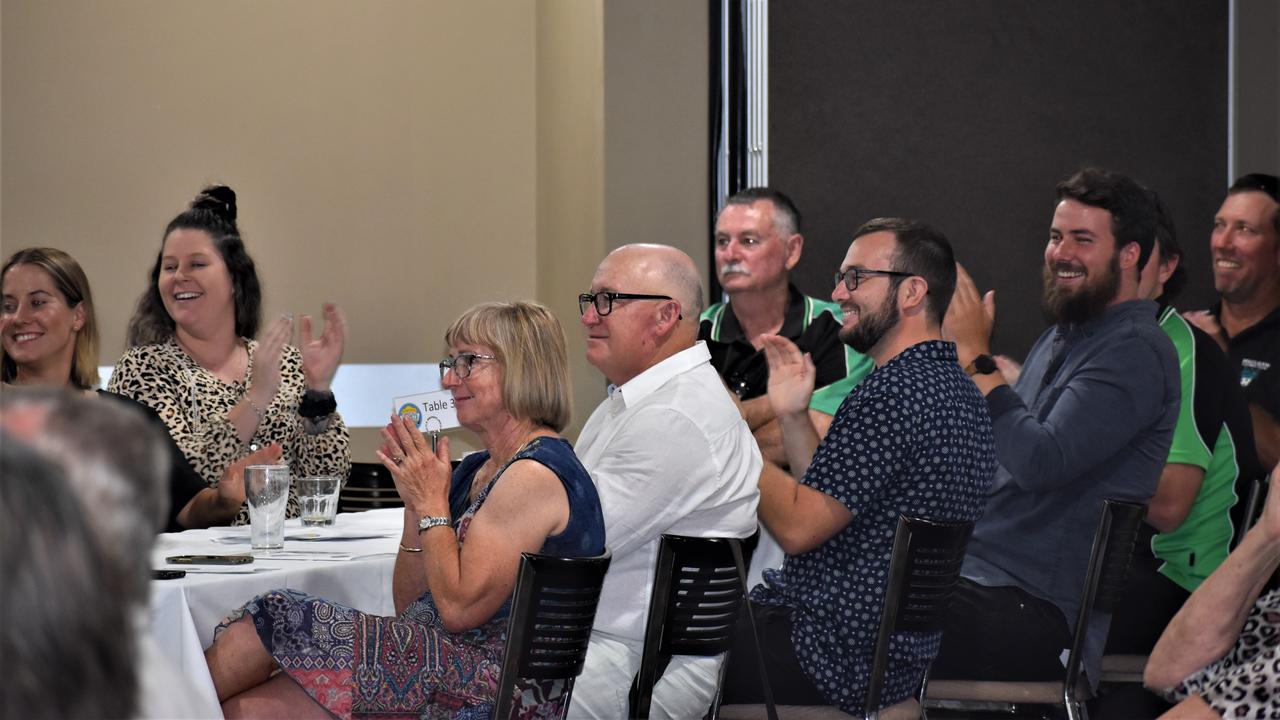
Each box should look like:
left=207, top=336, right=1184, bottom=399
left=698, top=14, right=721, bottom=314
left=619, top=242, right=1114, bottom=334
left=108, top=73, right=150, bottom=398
left=492, top=549, right=612, bottom=720
left=865, top=515, right=974, bottom=719
left=339, top=462, right=404, bottom=513
left=1234, top=474, right=1268, bottom=549
left=1062, top=499, right=1145, bottom=698
left=632, top=535, right=751, bottom=719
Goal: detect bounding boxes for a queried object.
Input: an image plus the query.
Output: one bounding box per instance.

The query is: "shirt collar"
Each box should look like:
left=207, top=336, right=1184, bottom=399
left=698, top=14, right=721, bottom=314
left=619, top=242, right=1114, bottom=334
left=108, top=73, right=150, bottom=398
left=1209, top=300, right=1280, bottom=342
left=611, top=341, right=712, bottom=408
left=1055, top=299, right=1157, bottom=340
left=717, top=284, right=805, bottom=343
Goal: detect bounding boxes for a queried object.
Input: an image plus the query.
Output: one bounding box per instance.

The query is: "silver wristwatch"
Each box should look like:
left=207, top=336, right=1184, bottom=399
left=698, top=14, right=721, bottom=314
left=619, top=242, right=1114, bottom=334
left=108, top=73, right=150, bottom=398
left=417, top=515, right=450, bottom=533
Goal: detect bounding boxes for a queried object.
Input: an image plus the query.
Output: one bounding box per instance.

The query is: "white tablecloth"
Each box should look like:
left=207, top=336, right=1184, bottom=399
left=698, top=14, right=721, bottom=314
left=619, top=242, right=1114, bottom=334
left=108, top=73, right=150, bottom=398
left=145, top=508, right=405, bottom=718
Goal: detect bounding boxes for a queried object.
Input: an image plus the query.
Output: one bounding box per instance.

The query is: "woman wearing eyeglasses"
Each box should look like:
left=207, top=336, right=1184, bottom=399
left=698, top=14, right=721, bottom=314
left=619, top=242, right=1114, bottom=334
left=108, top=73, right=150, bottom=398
left=108, top=185, right=350, bottom=523
left=204, top=301, right=605, bottom=719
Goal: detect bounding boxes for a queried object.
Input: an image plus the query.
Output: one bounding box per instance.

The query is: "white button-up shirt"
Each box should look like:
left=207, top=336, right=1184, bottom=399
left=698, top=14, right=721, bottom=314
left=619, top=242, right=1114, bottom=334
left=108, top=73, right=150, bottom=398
left=576, top=341, right=762, bottom=640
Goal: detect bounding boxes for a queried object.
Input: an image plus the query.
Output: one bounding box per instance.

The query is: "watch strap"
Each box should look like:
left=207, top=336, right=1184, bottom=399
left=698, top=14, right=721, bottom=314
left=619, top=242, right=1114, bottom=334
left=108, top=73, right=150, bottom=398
left=417, top=515, right=450, bottom=533
left=965, top=354, right=998, bottom=377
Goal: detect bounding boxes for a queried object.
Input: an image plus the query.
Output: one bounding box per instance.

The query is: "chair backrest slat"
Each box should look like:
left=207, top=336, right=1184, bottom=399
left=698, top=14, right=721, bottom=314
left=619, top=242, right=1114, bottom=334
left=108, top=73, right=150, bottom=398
left=632, top=534, right=754, bottom=719
left=865, top=515, right=975, bottom=718
left=1061, top=499, right=1145, bottom=696
left=492, top=549, right=612, bottom=720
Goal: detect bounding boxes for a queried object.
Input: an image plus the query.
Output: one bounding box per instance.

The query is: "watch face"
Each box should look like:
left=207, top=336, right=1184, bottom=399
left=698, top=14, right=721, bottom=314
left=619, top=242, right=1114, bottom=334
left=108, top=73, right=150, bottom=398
left=974, top=355, right=998, bottom=374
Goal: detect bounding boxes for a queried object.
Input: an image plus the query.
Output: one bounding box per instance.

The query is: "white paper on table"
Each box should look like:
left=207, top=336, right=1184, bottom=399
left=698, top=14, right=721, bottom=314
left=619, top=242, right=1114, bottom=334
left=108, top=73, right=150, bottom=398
left=157, top=564, right=258, bottom=574
left=265, top=550, right=357, bottom=561
left=392, top=389, right=459, bottom=433
left=210, top=527, right=396, bottom=544
left=289, top=527, right=399, bottom=541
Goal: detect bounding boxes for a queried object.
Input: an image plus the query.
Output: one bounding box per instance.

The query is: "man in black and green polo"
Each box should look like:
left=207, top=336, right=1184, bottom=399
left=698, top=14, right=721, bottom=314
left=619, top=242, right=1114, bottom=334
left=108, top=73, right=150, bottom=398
left=701, top=188, right=873, bottom=467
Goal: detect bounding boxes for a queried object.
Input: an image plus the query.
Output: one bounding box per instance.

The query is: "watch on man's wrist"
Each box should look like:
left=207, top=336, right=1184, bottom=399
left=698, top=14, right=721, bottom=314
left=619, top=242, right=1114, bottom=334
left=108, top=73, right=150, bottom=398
left=417, top=515, right=450, bottom=533
left=965, top=354, right=998, bottom=377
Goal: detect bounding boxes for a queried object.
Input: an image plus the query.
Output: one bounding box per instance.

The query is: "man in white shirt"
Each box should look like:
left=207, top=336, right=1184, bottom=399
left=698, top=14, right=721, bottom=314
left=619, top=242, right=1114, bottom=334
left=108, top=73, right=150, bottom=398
left=568, top=244, right=762, bottom=720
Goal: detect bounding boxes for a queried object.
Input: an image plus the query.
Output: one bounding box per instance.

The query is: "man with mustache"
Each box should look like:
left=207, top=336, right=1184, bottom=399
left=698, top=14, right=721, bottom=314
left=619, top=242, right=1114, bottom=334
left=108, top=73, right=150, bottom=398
left=1184, top=173, right=1280, bottom=471
left=933, top=167, right=1180, bottom=690
left=720, top=218, right=995, bottom=714
left=701, top=188, right=874, bottom=466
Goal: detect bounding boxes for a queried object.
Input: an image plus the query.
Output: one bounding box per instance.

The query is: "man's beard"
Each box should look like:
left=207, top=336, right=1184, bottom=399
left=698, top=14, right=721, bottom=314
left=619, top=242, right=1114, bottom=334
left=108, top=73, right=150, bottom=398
left=840, top=293, right=900, bottom=354
left=1042, top=252, right=1120, bottom=325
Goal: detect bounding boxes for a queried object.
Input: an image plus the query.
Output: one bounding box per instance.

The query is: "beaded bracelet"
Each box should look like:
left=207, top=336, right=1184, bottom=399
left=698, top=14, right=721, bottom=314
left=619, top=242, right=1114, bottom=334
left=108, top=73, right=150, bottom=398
left=245, top=395, right=266, bottom=422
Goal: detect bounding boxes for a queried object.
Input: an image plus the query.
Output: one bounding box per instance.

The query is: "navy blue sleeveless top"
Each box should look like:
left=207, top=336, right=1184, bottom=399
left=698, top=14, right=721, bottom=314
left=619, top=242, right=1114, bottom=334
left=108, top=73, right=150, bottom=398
left=448, top=436, right=605, bottom=558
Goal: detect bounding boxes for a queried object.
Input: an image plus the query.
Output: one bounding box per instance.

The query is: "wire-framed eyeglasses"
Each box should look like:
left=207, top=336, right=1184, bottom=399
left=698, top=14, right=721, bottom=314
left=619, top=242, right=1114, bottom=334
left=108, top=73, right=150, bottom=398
left=439, top=352, right=497, bottom=381
left=833, top=267, right=917, bottom=292
left=578, top=291, right=680, bottom=318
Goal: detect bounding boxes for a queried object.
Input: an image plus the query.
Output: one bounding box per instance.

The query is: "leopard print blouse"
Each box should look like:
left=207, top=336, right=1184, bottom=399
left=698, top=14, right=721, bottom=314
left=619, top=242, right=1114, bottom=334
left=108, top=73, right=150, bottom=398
left=108, top=338, right=351, bottom=525
left=1165, top=587, right=1280, bottom=717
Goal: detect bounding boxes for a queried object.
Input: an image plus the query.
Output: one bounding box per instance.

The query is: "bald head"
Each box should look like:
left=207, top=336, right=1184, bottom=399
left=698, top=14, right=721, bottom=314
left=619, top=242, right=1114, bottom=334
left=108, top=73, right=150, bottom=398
left=604, top=244, right=704, bottom=320
left=583, top=244, right=706, bottom=385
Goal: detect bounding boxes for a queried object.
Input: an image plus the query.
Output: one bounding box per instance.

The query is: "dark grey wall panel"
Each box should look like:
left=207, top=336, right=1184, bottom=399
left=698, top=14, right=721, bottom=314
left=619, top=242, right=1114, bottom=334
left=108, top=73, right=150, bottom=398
left=769, top=0, right=1227, bottom=358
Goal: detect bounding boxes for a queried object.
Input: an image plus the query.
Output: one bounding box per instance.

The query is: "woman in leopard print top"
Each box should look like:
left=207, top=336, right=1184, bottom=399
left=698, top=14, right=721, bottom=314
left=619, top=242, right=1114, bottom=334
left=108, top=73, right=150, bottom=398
left=109, top=186, right=349, bottom=524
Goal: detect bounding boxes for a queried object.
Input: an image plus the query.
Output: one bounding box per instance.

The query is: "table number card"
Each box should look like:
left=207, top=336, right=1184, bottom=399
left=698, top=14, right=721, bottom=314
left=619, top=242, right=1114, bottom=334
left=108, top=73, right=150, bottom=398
left=392, top=389, right=460, bottom=433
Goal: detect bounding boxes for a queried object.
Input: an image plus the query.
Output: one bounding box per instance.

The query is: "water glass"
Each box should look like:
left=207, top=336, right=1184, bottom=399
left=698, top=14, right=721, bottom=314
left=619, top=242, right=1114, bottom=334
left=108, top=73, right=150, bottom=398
left=298, top=476, right=342, bottom=527
left=246, top=464, right=290, bottom=551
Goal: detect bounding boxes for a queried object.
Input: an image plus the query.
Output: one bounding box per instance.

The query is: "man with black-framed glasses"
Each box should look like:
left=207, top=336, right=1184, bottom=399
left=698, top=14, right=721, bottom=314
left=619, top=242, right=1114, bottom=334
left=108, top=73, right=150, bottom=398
left=569, top=243, right=762, bottom=720
left=721, top=217, right=996, bottom=714
left=702, top=188, right=878, bottom=595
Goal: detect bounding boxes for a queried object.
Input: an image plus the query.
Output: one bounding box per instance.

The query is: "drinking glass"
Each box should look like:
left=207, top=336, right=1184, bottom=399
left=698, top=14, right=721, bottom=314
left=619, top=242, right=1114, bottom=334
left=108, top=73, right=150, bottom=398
left=298, top=476, right=342, bottom=527
left=246, top=464, right=290, bottom=551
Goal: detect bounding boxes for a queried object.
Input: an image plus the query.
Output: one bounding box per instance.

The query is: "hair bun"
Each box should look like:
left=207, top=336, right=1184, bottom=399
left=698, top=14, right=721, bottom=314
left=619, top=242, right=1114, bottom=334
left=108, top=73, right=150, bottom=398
left=190, top=185, right=237, bottom=222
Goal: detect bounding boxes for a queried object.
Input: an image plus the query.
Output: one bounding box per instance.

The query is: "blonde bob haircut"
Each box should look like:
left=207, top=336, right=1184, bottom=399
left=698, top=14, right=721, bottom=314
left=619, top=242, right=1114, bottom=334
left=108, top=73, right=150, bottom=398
left=1, top=248, right=100, bottom=390
left=443, top=301, right=571, bottom=432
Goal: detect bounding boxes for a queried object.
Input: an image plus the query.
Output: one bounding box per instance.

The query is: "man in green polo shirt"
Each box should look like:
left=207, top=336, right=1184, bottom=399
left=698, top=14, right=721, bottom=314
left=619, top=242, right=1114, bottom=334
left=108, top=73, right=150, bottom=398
left=1106, top=192, right=1261, bottom=660
left=700, top=188, right=873, bottom=466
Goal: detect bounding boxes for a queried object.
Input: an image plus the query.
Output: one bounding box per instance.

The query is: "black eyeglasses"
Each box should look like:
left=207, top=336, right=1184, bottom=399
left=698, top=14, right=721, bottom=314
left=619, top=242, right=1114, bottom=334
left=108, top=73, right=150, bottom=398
left=439, top=352, right=497, bottom=381
left=833, top=267, right=916, bottom=292
left=578, top=291, right=681, bottom=318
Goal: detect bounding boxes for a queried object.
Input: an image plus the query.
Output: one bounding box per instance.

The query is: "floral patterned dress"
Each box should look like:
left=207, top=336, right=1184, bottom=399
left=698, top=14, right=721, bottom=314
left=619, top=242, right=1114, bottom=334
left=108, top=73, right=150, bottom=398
left=215, top=437, right=605, bottom=719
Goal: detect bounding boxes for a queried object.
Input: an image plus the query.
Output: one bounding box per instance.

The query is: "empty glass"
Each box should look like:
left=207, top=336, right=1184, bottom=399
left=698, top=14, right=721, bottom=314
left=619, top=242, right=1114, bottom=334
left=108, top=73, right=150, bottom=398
left=298, top=476, right=342, bottom=527
left=246, top=464, right=290, bottom=550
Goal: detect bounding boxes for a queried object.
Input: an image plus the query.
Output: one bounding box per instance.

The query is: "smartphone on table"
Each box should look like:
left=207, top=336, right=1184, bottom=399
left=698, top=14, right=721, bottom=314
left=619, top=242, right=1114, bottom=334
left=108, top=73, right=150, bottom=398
left=164, top=554, right=254, bottom=565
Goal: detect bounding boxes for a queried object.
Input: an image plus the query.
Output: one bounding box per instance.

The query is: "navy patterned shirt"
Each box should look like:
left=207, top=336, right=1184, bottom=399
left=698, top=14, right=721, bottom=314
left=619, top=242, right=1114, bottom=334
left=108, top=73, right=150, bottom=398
left=753, top=340, right=995, bottom=713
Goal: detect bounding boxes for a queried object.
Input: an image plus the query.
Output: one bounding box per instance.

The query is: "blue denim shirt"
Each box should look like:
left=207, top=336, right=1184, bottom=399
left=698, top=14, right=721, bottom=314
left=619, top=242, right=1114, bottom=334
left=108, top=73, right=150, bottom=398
left=962, top=299, right=1180, bottom=688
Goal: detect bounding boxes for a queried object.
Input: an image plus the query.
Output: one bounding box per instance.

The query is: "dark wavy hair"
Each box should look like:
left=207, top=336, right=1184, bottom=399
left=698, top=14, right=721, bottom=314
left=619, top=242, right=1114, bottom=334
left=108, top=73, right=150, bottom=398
left=126, top=185, right=262, bottom=347
left=1147, top=189, right=1186, bottom=301
left=1056, top=167, right=1158, bottom=271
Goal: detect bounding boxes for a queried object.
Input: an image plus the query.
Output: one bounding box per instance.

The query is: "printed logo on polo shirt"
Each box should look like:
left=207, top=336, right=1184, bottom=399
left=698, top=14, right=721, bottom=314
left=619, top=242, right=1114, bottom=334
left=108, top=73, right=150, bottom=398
left=398, top=403, right=423, bottom=426
left=1241, top=358, right=1270, bottom=388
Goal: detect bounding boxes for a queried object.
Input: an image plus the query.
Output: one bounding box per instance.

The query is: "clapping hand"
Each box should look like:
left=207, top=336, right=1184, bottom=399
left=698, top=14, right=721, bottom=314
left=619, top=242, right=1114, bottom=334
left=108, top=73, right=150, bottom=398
left=250, top=315, right=291, bottom=407
left=377, top=415, right=451, bottom=516
left=300, top=303, right=347, bottom=393
left=943, top=263, right=996, bottom=367
left=761, top=333, right=815, bottom=419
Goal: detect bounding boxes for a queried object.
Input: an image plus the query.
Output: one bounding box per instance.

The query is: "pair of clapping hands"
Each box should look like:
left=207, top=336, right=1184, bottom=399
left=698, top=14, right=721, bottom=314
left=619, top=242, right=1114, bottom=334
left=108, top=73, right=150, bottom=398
left=376, top=416, right=452, bottom=517
left=247, top=304, right=347, bottom=408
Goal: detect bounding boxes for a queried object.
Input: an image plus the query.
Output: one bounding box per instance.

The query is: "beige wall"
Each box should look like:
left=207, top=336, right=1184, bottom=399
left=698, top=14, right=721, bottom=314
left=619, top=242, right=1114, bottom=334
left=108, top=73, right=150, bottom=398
left=0, top=0, right=710, bottom=459
left=603, top=0, right=709, bottom=276
left=535, top=0, right=607, bottom=441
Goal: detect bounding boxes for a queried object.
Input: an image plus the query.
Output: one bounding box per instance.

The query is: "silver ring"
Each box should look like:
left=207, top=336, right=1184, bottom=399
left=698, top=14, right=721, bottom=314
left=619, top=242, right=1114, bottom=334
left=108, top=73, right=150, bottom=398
left=393, top=456, right=404, bottom=465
